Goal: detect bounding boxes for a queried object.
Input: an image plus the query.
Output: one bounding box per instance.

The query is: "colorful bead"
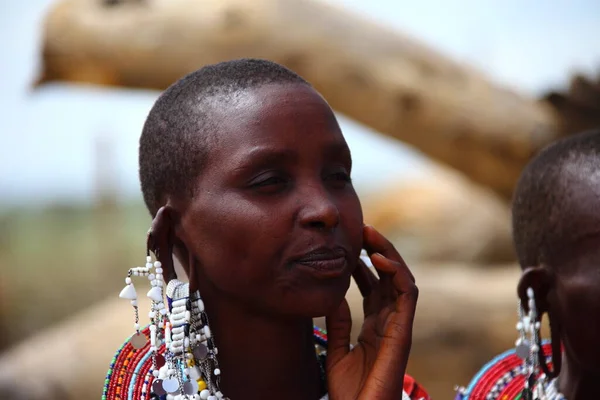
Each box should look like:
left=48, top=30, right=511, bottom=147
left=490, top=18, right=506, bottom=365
left=104, top=324, right=330, bottom=400
left=459, top=342, right=555, bottom=400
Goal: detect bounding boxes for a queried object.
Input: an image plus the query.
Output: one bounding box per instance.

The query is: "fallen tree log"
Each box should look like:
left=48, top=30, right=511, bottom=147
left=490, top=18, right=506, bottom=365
left=37, top=0, right=562, bottom=200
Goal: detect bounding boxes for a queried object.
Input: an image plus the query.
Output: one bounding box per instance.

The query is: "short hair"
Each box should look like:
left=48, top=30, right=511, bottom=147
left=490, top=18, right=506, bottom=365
left=512, top=128, right=600, bottom=267
left=139, top=58, right=310, bottom=216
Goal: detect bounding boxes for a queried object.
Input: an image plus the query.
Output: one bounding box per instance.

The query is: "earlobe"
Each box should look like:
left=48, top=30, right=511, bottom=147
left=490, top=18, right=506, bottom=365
left=517, top=265, right=552, bottom=314
left=148, top=206, right=178, bottom=283
left=517, top=265, right=562, bottom=377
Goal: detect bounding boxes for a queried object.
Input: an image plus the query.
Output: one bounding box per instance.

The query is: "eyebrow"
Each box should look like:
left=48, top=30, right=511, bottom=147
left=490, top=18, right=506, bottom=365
left=232, top=147, right=298, bottom=172
left=323, top=140, right=352, bottom=165
left=232, top=139, right=352, bottom=172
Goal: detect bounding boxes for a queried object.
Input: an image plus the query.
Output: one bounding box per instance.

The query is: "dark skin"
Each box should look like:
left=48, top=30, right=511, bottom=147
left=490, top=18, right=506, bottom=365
left=149, top=83, right=418, bottom=400
left=518, top=170, right=600, bottom=400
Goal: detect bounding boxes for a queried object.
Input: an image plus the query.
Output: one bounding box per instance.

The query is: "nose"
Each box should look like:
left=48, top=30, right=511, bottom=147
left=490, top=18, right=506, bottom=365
left=298, top=184, right=340, bottom=231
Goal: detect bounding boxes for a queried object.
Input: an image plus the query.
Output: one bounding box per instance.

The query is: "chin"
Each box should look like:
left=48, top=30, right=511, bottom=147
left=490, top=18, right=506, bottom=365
left=288, top=280, right=350, bottom=318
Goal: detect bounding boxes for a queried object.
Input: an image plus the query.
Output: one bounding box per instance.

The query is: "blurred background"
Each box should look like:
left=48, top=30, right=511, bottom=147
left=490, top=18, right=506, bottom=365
left=0, top=0, right=599, bottom=398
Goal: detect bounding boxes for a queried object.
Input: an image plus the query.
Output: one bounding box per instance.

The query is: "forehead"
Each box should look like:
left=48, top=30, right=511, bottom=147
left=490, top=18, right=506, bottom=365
left=205, top=83, right=347, bottom=161
left=555, top=162, right=600, bottom=241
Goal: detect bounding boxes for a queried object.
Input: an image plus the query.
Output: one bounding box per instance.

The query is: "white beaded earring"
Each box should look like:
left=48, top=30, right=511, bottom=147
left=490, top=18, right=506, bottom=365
left=517, top=287, right=550, bottom=399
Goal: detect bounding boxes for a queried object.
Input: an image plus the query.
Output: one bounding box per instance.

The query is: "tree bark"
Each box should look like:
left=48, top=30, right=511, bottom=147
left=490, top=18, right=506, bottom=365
left=37, top=0, right=562, bottom=199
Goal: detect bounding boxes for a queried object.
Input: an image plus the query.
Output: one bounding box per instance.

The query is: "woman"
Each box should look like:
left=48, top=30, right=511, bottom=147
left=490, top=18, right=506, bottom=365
left=456, top=129, right=600, bottom=400
left=103, top=59, right=429, bottom=400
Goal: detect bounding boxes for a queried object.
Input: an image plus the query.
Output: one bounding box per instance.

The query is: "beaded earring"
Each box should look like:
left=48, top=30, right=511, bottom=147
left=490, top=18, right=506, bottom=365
left=118, top=251, right=165, bottom=351
left=516, top=288, right=564, bottom=400
left=160, top=279, right=226, bottom=399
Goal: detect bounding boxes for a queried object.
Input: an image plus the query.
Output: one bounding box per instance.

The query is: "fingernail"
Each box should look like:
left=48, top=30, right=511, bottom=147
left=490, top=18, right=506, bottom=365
left=372, top=252, right=384, bottom=259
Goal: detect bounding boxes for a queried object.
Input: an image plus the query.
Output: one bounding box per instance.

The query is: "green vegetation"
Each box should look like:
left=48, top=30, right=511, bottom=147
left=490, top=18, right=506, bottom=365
left=0, top=202, right=151, bottom=350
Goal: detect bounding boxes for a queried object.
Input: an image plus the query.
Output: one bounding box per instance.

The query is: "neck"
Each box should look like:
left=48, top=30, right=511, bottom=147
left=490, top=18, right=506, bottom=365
left=558, top=353, right=600, bottom=400
left=200, top=291, right=323, bottom=400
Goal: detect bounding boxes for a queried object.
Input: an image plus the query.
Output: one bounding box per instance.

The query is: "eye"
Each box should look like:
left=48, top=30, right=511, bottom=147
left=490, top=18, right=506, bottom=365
left=325, top=170, right=352, bottom=188
left=248, top=173, right=290, bottom=193
left=253, top=176, right=287, bottom=187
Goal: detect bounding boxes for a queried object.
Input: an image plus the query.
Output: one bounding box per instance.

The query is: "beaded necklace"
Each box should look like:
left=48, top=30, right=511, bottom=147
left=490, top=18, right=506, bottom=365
left=455, top=342, right=566, bottom=400
left=103, top=325, right=330, bottom=400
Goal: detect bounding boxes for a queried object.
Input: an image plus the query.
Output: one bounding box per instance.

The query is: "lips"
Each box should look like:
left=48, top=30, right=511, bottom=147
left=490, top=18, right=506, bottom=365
left=292, top=246, right=348, bottom=277
left=294, top=247, right=346, bottom=263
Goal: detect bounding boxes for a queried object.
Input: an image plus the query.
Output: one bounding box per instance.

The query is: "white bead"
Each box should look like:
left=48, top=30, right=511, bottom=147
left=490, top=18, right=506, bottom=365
left=203, top=326, right=212, bottom=338
left=150, top=346, right=157, bottom=351
left=200, top=390, right=210, bottom=399
left=119, top=284, right=137, bottom=300
left=172, top=299, right=187, bottom=307
left=149, top=325, right=157, bottom=331
left=214, top=368, right=221, bottom=376
left=148, top=273, right=156, bottom=281
left=207, top=396, right=217, bottom=400
left=134, top=323, right=140, bottom=330
left=147, top=286, right=163, bottom=302
left=149, top=311, right=155, bottom=318
left=134, top=270, right=139, bottom=276
left=160, top=308, right=168, bottom=315
left=157, top=274, right=163, bottom=281
left=516, top=322, right=523, bottom=330
left=532, top=344, right=539, bottom=352
left=125, top=277, right=132, bottom=284
left=216, top=392, right=224, bottom=399
left=156, top=267, right=163, bottom=274
left=154, top=261, right=162, bottom=268
left=153, top=370, right=159, bottom=377
left=146, top=256, right=152, bottom=263
left=157, top=302, right=164, bottom=309
left=130, top=299, right=138, bottom=307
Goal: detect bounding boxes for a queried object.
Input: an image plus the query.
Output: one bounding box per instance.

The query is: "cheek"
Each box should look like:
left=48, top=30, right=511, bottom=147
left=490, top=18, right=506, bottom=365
left=556, top=276, right=600, bottom=365
left=184, top=195, right=288, bottom=289
left=340, top=193, right=364, bottom=255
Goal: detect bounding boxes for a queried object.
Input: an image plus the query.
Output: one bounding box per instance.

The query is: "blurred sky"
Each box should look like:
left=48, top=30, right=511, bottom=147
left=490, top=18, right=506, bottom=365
left=0, top=0, right=598, bottom=207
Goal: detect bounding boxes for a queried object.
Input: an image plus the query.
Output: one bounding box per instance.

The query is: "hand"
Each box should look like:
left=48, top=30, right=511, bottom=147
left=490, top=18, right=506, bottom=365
left=325, top=225, right=418, bottom=400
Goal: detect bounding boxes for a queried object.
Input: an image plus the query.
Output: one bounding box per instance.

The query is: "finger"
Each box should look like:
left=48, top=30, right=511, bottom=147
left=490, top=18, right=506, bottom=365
left=363, top=225, right=401, bottom=261
left=367, top=254, right=394, bottom=304
left=325, top=299, right=352, bottom=370
left=364, top=225, right=415, bottom=283
left=358, top=285, right=418, bottom=400
left=353, top=259, right=380, bottom=316
left=371, top=253, right=416, bottom=296
left=352, top=258, right=378, bottom=297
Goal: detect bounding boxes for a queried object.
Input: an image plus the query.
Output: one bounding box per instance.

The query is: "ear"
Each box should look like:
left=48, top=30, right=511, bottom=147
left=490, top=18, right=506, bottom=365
left=517, top=265, right=562, bottom=377
left=517, top=265, right=552, bottom=314
left=147, top=206, right=178, bottom=284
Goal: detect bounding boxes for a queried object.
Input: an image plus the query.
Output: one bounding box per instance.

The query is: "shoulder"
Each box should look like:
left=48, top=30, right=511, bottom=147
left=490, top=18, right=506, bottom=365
left=403, top=374, right=431, bottom=400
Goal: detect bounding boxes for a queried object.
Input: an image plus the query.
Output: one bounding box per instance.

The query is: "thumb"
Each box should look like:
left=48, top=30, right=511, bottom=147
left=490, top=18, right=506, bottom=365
left=325, top=298, right=352, bottom=369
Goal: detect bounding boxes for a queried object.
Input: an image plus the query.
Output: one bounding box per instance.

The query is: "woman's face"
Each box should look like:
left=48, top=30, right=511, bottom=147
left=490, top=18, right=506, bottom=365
left=176, top=83, right=363, bottom=318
